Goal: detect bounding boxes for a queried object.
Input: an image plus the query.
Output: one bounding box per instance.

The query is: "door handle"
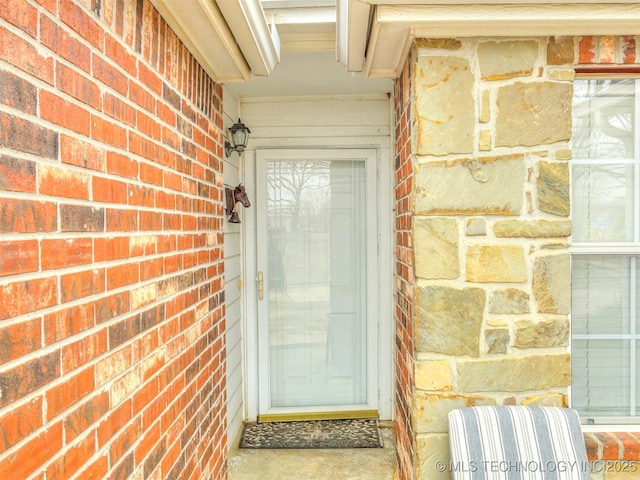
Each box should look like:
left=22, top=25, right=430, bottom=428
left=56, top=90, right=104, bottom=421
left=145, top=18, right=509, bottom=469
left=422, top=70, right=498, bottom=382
left=257, top=271, right=264, bottom=301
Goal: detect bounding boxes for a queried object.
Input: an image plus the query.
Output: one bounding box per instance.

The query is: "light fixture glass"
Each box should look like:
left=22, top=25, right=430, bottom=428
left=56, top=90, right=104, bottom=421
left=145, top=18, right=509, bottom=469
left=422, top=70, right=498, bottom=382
left=225, top=118, right=251, bottom=157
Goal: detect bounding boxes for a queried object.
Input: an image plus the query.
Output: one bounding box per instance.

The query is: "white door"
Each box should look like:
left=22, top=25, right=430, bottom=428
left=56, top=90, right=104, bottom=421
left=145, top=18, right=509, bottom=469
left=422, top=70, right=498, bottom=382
left=256, top=148, right=378, bottom=421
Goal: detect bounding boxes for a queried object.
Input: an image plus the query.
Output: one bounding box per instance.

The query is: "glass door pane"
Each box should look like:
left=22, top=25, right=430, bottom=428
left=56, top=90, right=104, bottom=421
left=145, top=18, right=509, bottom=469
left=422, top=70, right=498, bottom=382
left=265, top=158, right=367, bottom=408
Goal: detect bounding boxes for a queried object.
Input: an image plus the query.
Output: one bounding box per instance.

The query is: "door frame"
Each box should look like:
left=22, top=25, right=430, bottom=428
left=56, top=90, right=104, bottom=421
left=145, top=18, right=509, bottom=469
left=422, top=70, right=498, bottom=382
left=254, top=148, right=379, bottom=420
left=239, top=95, right=394, bottom=422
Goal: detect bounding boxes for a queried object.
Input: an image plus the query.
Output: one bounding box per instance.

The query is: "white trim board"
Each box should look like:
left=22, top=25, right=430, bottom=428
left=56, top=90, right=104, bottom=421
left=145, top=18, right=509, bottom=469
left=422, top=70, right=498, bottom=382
left=358, top=3, right=640, bottom=78
left=240, top=95, right=394, bottom=421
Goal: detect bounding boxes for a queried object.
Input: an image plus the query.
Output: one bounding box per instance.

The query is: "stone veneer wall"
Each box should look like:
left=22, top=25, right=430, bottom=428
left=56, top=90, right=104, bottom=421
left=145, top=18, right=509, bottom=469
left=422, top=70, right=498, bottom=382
left=394, top=56, right=416, bottom=480
left=408, top=37, right=575, bottom=479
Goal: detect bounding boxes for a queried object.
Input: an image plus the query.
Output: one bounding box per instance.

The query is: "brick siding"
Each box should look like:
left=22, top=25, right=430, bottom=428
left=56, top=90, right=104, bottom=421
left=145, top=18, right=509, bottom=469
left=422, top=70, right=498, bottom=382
left=394, top=55, right=416, bottom=480
left=585, top=432, right=640, bottom=462
left=0, top=1, right=227, bottom=479
left=585, top=432, right=640, bottom=479
left=577, top=35, right=639, bottom=65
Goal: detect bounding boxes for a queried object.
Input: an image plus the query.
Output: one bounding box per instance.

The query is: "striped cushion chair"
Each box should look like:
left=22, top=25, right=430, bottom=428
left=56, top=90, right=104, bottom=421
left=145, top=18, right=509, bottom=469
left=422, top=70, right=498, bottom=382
left=448, top=406, right=590, bottom=480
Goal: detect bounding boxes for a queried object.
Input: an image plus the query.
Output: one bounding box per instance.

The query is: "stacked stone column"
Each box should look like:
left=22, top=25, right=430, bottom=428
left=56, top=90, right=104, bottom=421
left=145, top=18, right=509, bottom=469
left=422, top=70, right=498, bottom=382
left=409, top=37, right=575, bottom=479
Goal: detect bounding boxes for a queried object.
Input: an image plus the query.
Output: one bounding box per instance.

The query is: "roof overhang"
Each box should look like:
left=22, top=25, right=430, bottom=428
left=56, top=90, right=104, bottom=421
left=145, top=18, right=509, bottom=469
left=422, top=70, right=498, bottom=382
left=217, top=0, right=280, bottom=76
left=150, top=0, right=280, bottom=83
left=149, top=1, right=640, bottom=83
left=338, top=0, right=371, bottom=72
left=344, top=1, right=640, bottom=78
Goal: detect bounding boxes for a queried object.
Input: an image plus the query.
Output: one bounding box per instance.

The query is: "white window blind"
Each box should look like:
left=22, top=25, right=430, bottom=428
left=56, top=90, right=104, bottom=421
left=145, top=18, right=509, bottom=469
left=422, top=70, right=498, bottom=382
left=571, top=78, right=640, bottom=422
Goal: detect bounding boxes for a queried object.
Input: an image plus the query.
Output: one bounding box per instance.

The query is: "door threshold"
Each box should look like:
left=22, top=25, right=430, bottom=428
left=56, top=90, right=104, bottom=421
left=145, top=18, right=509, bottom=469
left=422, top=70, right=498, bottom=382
left=258, top=409, right=378, bottom=423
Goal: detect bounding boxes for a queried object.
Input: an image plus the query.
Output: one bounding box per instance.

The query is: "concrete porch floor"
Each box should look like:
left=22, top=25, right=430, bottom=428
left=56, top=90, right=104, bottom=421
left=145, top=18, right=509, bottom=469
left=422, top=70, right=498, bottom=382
left=227, top=421, right=397, bottom=480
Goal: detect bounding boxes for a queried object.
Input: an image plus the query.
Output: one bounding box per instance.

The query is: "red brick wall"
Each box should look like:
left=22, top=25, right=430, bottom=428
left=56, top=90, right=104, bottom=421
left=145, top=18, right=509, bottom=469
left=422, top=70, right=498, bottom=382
left=577, top=35, right=639, bottom=65
left=394, top=55, right=415, bottom=480
left=0, top=1, right=227, bottom=479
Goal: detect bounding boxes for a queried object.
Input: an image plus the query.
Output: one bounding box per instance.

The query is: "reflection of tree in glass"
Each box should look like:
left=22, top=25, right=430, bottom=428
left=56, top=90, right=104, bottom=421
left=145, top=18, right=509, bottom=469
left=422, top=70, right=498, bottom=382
left=266, top=161, right=330, bottom=231
left=572, top=164, right=631, bottom=242
left=572, top=79, right=635, bottom=160
left=572, top=79, right=637, bottom=243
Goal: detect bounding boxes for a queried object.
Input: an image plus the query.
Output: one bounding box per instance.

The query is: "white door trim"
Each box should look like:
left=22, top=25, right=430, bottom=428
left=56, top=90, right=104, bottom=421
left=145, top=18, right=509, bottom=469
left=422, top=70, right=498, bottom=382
left=239, top=95, right=394, bottom=422
left=243, top=145, right=393, bottom=421
left=254, top=148, right=379, bottom=418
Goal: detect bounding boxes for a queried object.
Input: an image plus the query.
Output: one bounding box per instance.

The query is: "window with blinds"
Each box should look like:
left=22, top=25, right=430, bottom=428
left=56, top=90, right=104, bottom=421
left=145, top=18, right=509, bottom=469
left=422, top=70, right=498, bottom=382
left=571, top=78, right=640, bottom=423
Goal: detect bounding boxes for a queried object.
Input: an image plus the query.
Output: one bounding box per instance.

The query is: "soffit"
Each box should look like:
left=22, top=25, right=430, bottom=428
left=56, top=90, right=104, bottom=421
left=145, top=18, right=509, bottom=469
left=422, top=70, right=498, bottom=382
left=150, top=0, right=393, bottom=97
left=347, top=1, right=640, bottom=78
left=150, top=0, right=282, bottom=82
left=150, top=0, right=250, bottom=82
left=217, top=0, right=280, bottom=77
left=261, top=5, right=336, bottom=51
left=150, top=0, right=341, bottom=82
left=149, top=1, right=640, bottom=83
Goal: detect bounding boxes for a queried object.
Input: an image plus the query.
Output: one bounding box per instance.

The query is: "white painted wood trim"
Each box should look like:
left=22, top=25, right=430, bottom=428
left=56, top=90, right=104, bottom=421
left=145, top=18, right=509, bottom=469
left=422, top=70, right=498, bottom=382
left=263, top=6, right=336, bottom=24
left=377, top=124, right=394, bottom=419
left=364, top=18, right=411, bottom=79
left=278, top=30, right=336, bottom=52
left=216, top=0, right=281, bottom=77
left=336, top=0, right=348, bottom=64
left=381, top=3, right=640, bottom=32
left=222, top=88, right=247, bottom=447
left=241, top=95, right=394, bottom=421
left=343, top=0, right=371, bottom=72
left=242, top=149, right=260, bottom=420
left=149, top=0, right=250, bottom=82
left=363, top=0, right=640, bottom=4
left=254, top=151, right=270, bottom=416
left=254, top=148, right=380, bottom=417
left=240, top=93, right=391, bottom=103
left=358, top=0, right=638, bottom=5
left=358, top=3, right=640, bottom=78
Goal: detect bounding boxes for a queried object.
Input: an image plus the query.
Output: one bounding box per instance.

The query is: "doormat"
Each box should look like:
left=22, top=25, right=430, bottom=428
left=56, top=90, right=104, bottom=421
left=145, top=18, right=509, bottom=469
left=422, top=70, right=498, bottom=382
left=239, top=419, right=383, bottom=449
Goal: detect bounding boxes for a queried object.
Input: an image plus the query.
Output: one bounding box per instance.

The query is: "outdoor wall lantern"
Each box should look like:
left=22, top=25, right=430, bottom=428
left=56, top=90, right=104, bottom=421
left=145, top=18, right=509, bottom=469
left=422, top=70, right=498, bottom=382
left=224, top=118, right=251, bottom=157
left=225, top=184, right=250, bottom=224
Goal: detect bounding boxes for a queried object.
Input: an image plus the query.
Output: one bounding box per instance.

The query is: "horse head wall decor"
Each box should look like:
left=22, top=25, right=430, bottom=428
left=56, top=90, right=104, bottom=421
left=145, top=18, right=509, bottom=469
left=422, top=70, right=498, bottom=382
left=225, top=184, right=251, bottom=223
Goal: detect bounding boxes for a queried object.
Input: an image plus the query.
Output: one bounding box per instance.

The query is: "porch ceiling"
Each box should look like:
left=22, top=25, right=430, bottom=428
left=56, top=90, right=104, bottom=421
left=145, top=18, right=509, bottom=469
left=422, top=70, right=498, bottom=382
left=150, top=1, right=640, bottom=88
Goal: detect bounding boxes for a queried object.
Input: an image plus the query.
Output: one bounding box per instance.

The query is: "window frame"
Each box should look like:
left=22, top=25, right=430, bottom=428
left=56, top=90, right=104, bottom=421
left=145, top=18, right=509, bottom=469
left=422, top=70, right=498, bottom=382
left=569, top=72, right=640, bottom=425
